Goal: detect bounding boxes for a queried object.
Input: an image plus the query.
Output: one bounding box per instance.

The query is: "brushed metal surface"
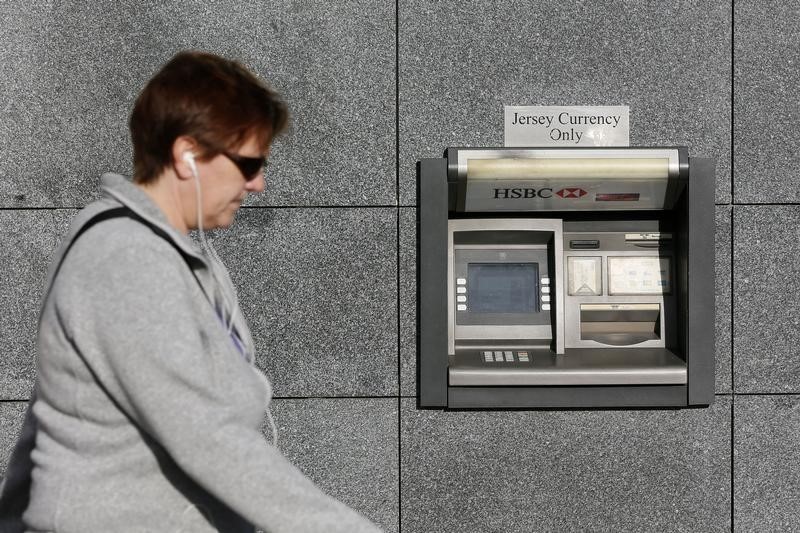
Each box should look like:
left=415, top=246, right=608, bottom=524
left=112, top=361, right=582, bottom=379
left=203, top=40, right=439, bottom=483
left=448, top=348, right=687, bottom=386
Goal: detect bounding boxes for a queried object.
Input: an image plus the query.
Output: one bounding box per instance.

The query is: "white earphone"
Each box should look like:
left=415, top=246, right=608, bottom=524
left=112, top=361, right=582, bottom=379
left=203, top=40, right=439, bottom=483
left=183, top=151, right=198, bottom=179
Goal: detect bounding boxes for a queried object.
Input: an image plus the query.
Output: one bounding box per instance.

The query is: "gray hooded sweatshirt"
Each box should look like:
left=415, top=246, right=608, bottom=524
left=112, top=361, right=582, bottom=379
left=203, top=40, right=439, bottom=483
left=0, top=174, right=381, bottom=533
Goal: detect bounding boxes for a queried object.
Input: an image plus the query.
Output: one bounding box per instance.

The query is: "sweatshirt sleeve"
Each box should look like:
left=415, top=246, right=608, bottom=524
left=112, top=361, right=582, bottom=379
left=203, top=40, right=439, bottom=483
left=59, top=241, right=382, bottom=533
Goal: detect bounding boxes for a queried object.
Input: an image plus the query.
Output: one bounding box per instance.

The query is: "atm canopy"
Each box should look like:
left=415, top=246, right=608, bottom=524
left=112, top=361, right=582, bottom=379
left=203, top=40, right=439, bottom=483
left=446, top=147, right=689, bottom=212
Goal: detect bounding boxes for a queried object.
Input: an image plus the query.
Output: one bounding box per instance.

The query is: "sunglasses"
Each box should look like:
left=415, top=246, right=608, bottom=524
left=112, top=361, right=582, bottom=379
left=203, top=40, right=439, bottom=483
left=221, top=151, right=268, bottom=181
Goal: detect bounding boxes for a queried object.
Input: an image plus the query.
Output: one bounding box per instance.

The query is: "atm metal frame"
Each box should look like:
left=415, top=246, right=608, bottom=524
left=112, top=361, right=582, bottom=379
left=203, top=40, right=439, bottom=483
left=417, top=146, right=715, bottom=409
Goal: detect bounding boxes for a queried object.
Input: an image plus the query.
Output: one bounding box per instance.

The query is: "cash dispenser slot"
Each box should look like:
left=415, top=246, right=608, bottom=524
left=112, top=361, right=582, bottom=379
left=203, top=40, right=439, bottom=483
left=418, top=146, right=715, bottom=408
left=579, top=303, right=661, bottom=346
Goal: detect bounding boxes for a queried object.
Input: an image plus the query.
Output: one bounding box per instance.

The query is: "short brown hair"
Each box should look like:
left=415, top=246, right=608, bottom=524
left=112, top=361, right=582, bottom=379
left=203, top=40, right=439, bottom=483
left=130, top=51, right=289, bottom=183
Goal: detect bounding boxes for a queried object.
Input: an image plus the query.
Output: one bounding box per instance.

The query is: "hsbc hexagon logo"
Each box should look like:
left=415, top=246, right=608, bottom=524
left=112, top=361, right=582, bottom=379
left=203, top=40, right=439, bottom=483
left=555, top=187, right=587, bottom=199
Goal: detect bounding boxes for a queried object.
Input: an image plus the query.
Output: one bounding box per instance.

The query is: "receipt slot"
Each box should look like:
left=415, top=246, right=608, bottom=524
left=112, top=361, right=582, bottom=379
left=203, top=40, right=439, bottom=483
left=418, top=147, right=715, bottom=408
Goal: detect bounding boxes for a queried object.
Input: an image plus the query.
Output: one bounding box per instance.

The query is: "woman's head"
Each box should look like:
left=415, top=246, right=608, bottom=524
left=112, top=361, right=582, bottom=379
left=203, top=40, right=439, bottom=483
left=130, top=51, right=289, bottom=184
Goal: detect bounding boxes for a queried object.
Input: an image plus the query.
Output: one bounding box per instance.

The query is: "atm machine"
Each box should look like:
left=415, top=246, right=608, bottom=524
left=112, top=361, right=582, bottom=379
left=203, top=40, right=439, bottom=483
left=417, top=147, right=715, bottom=408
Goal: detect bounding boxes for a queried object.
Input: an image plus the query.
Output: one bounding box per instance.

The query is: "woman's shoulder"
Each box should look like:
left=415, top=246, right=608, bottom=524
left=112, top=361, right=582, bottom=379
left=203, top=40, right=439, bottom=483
left=69, top=215, right=185, bottom=269
left=54, top=213, right=197, bottom=304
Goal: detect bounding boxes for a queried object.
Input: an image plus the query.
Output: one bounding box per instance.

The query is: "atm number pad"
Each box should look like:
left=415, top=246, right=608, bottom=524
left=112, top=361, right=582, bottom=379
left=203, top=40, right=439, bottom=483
left=482, top=350, right=531, bottom=363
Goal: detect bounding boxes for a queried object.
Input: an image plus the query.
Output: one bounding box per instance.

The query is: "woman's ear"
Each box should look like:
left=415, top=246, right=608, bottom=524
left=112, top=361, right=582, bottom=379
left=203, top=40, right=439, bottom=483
left=171, top=136, right=199, bottom=181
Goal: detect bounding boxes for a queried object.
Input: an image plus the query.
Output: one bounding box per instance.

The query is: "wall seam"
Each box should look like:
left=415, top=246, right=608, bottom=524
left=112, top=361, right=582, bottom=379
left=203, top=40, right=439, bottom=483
left=730, top=2, right=736, bottom=529
left=271, top=395, right=402, bottom=400
left=729, top=202, right=800, bottom=206
left=731, top=393, right=735, bottom=532
left=11, top=393, right=800, bottom=402
left=731, top=0, right=736, bottom=204
left=730, top=205, right=735, bottom=399
left=396, top=209, right=403, bottom=533
left=0, top=205, right=419, bottom=211
left=396, top=1, right=403, bottom=531
left=7, top=202, right=800, bottom=211
left=730, top=392, right=800, bottom=396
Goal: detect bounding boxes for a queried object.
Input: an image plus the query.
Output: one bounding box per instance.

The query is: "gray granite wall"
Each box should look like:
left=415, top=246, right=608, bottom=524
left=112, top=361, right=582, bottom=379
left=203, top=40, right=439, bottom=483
left=0, top=1, right=797, bottom=531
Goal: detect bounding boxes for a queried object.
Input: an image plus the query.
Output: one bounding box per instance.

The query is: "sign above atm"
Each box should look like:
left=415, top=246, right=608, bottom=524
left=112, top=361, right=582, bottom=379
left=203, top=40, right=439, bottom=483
left=505, top=106, right=630, bottom=147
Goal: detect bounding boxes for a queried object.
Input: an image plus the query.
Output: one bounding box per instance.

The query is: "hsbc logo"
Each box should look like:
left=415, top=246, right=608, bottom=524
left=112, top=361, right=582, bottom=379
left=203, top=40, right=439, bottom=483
left=555, top=188, right=587, bottom=199
left=493, top=188, right=552, bottom=199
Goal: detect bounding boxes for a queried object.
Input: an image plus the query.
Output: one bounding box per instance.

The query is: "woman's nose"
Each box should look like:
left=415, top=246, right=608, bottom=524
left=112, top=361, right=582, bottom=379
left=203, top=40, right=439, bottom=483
left=247, top=172, right=266, bottom=193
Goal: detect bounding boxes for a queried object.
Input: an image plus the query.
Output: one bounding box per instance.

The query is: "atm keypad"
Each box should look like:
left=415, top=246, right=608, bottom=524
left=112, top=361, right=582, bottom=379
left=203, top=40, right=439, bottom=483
left=481, top=350, right=531, bottom=363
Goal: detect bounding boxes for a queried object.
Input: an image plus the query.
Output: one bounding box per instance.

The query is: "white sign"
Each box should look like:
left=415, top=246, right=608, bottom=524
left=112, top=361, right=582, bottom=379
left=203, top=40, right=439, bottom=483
left=504, top=106, right=629, bottom=147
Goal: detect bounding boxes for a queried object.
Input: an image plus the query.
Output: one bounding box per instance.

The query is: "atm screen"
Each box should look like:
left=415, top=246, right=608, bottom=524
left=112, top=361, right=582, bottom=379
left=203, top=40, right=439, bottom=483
left=467, top=263, right=539, bottom=313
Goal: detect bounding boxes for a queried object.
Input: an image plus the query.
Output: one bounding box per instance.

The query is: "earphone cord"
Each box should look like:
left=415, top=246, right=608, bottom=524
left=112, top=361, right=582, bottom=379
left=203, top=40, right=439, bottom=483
left=190, top=161, right=239, bottom=337
left=189, top=159, right=278, bottom=448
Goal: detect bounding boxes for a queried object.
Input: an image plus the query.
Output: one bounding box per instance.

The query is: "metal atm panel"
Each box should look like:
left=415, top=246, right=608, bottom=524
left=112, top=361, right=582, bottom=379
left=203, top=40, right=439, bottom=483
left=417, top=146, right=715, bottom=409
left=447, top=218, right=564, bottom=355
left=562, top=231, right=677, bottom=350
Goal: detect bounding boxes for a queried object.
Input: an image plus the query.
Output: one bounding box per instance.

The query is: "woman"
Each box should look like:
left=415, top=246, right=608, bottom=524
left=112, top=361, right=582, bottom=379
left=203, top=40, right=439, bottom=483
left=0, top=51, right=381, bottom=533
